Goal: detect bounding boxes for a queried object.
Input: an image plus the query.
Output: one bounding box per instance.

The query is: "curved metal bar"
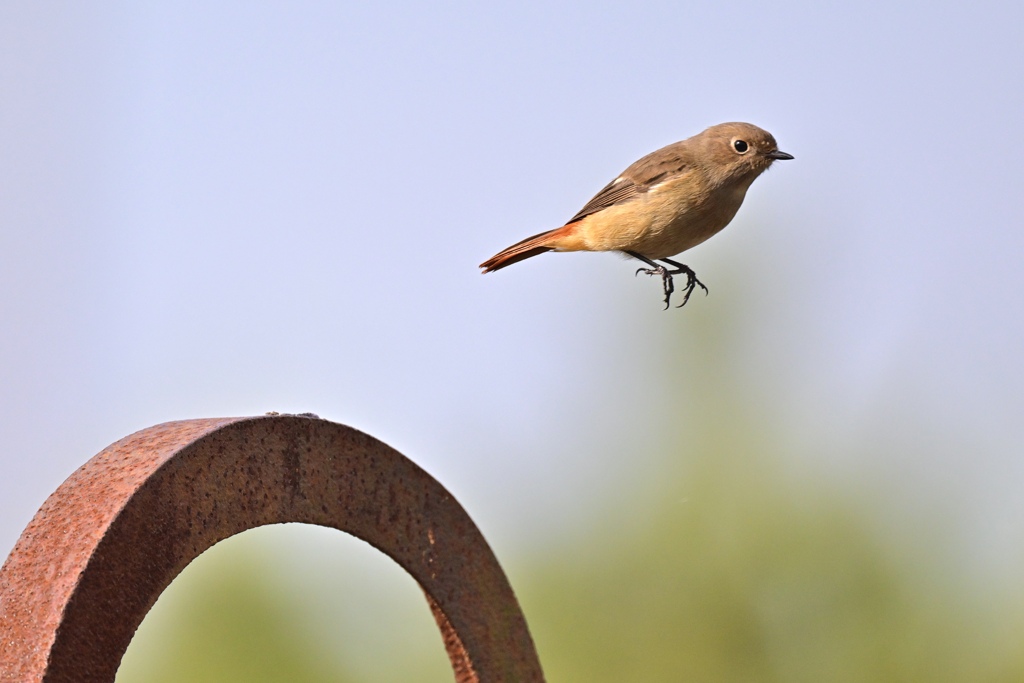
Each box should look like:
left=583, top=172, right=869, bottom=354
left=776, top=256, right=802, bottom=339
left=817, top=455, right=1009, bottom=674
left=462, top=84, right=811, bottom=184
left=0, top=416, right=544, bottom=683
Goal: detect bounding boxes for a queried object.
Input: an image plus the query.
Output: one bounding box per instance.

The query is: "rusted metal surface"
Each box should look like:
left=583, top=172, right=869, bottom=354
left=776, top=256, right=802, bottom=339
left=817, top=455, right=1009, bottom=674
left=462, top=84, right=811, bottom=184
left=0, top=415, right=544, bottom=683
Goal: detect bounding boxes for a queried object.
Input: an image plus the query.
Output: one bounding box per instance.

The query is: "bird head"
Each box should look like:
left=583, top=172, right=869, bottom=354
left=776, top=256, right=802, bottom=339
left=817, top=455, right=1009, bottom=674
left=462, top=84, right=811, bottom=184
left=698, top=122, right=793, bottom=184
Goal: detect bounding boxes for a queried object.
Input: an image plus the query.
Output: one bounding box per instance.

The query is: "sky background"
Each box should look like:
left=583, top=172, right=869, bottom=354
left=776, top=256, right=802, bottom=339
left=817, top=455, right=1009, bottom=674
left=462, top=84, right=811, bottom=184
left=2, top=2, right=1024, bottom=675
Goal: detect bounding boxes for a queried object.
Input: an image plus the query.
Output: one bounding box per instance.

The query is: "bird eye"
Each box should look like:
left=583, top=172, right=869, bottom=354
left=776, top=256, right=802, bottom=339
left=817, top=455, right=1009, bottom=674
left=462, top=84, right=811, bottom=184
left=733, top=139, right=749, bottom=154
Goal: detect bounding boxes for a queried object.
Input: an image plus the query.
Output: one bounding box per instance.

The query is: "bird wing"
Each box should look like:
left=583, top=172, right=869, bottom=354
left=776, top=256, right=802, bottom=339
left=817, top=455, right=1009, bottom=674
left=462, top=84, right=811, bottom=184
left=566, top=142, right=691, bottom=224
left=566, top=178, right=642, bottom=223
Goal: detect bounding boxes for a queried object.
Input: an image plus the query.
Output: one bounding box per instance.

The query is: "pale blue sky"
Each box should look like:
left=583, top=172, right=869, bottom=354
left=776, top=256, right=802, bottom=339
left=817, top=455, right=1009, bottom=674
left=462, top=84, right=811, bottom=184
left=2, top=2, right=1023, bottom=588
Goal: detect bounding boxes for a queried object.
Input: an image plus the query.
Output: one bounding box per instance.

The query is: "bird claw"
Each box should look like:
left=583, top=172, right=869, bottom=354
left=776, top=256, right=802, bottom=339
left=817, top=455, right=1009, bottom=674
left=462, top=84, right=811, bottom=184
left=674, top=270, right=709, bottom=308
left=635, top=265, right=675, bottom=309
left=627, top=252, right=707, bottom=309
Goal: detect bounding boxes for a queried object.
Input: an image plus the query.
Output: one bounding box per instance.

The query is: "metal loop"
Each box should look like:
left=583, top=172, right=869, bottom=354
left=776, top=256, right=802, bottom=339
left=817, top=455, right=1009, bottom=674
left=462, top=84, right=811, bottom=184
left=0, top=416, right=544, bottom=683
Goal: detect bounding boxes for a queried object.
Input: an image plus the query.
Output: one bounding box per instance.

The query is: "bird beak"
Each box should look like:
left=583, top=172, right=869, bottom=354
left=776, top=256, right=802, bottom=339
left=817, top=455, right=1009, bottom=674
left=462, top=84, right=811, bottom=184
left=766, top=150, right=794, bottom=161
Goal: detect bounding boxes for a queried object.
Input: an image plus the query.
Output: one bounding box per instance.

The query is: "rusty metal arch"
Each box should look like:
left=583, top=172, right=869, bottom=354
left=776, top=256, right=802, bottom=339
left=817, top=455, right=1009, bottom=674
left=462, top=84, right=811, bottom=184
left=0, top=416, right=545, bottom=683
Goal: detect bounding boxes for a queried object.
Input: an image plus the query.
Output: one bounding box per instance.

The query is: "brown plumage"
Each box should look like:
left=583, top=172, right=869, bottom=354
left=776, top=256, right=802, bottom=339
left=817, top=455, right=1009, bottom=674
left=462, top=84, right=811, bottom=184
left=480, top=122, right=793, bottom=308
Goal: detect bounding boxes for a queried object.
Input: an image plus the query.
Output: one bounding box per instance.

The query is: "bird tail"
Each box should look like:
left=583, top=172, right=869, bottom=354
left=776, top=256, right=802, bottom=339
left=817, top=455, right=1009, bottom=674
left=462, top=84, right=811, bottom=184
left=479, top=224, right=577, bottom=273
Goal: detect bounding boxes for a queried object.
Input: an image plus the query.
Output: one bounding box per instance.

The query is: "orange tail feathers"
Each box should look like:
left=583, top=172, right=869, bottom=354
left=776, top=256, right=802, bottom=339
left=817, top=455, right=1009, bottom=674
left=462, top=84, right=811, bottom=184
left=480, top=223, right=579, bottom=273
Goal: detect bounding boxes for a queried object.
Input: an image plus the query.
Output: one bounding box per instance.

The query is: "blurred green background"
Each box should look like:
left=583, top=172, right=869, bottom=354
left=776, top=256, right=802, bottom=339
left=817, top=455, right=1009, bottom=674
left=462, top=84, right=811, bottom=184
left=2, top=1, right=1023, bottom=681
left=118, top=299, right=1024, bottom=682
left=115, top=445, right=1024, bottom=682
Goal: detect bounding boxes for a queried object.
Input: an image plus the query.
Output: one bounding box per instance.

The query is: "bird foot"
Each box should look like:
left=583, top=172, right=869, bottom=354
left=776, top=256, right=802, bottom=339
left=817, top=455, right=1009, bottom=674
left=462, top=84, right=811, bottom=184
left=635, top=265, right=674, bottom=309
left=635, top=263, right=707, bottom=309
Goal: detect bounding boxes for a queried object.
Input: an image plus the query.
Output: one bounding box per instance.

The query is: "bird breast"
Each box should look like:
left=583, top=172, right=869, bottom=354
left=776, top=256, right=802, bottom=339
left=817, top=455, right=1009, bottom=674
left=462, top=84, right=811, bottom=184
left=578, top=172, right=752, bottom=259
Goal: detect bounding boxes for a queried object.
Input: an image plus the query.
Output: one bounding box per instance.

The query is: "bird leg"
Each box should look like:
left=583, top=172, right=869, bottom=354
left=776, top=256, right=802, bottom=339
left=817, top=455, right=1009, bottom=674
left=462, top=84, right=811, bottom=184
left=626, top=252, right=708, bottom=309
left=660, top=257, right=708, bottom=308
left=627, top=251, right=675, bottom=309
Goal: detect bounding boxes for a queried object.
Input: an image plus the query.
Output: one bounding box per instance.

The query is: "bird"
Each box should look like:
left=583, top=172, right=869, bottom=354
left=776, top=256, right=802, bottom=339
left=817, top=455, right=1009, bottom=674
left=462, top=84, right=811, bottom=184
left=479, top=122, right=793, bottom=308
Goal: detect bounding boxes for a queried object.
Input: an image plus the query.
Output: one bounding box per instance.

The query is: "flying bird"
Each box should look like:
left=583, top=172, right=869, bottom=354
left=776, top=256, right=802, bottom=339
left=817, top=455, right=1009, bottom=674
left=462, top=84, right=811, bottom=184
left=480, top=122, right=793, bottom=308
